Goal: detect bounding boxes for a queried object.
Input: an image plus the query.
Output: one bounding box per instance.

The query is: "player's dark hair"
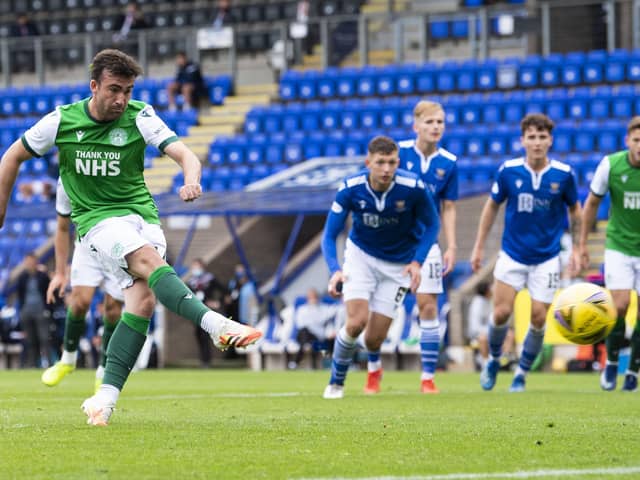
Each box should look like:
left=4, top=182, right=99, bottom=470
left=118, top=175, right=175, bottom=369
left=90, top=49, right=143, bottom=82
left=520, top=113, right=554, bottom=135
left=368, top=135, right=398, bottom=155
left=627, top=116, right=640, bottom=134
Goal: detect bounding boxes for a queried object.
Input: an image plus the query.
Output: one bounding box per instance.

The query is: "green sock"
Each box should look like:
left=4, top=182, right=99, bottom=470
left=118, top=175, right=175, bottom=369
left=63, top=308, right=86, bottom=353
left=148, top=265, right=209, bottom=327
left=100, top=317, right=119, bottom=368
left=102, top=312, right=150, bottom=391
left=628, top=326, right=640, bottom=373
left=606, top=317, right=626, bottom=363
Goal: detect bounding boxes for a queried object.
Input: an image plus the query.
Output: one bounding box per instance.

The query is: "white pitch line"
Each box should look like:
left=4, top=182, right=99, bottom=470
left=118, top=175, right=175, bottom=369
left=295, top=466, right=640, bottom=480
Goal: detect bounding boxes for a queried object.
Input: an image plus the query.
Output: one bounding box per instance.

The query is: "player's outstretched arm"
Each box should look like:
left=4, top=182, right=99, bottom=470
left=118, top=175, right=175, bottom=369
left=441, top=199, right=457, bottom=276
left=578, top=193, right=601, bottom=272
left=567, top=201, right=583, bottom=277
left=0, top=140, right=32, bottom=227
left=47, top=214, right=71, bottom=304
left=164, top=141, right=202, bottom=202
left=470, top=198, right=500, bottom=273
left=403, top=260, right=422, bottom=293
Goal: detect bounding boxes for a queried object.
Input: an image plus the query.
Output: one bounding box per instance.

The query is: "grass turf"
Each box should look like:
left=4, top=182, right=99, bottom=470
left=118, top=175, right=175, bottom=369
left=1, top=369, right=639, bottom=479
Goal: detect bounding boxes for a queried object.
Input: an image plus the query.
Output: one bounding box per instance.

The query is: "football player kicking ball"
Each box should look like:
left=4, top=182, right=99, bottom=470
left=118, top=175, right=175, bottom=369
left=321, top=135, right=440, bottom=399
left=0, top=49, right=261, bottom=425
left=578, top=116, right=640, bottom=392
left=470, top=113, right=582, bottom=392
left=42, top=178, right=124, bottom=393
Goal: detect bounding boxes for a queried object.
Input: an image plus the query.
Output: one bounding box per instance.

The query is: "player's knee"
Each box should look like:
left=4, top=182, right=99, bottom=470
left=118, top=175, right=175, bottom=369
left=136, top=294, right=156, bottom=318
left=364, top=334, right=384, bottom=351
left=104, top=299, right=123, bottom=323
left=493, top=304, right=512, bottom=324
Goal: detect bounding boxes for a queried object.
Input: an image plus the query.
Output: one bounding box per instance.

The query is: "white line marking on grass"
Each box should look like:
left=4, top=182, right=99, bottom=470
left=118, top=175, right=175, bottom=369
left=127, top=392, right=303, bottom=401
left=296, top=466, right=640, bottom=480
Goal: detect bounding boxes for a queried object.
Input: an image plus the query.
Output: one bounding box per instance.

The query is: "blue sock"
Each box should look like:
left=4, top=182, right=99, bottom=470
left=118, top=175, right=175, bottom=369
left=517, top=325, right=545, bottom=374
left=367, top=350, right=381, bottom=372
left=329, top=327, right=357, bottom=386
left=488, top=318, right=509, bottom=359
left=420, top=319, right=440, bottom=379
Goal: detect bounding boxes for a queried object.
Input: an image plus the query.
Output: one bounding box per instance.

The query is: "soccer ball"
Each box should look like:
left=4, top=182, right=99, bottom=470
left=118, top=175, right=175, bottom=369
left=552, top=282, right=616, bottom=345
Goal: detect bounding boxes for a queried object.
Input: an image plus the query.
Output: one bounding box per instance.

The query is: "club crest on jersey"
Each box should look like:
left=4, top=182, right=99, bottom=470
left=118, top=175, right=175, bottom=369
left=109, top=128, right=127, bottom=146
left=111, top=242, right=124, bottom=258
left=435, top=168, right=445, bottom=179
left=515, top=179, right=523, bottom=189
left=395, top=200, right=406, bottom=212
left=550, top=182, right=560, bottom=193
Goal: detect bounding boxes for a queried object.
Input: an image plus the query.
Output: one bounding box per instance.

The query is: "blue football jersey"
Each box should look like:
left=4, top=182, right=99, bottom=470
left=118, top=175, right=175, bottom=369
left=491, top=158, right=578, bottom=265
left=322, top=168, right=440, bottom=274
left=398, top=140, right=459, bottom=209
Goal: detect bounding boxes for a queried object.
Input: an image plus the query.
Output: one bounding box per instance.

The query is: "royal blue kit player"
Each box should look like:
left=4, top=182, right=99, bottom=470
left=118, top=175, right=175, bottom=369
left=393, top=100, right=458, bottom=394
left=470, top=114, right=582, bottom=392
left=321, top=135, right=440, bottom=399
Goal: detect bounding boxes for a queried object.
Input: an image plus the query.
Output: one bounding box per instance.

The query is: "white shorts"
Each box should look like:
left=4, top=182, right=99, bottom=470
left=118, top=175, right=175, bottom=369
left=70, top=240, right=125, bottom=302
left=342, top=239, right=410, bottom=318
left=604, top=249, right=640, bottom=291
left=493, top=250, right=560, bottom=304
left=416, top=243, right=444, bottom=295
left=81, top=214, right=167, bottom=290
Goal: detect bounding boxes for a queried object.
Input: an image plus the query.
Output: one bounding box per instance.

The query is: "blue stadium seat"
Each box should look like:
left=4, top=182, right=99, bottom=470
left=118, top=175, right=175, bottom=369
left=583, top=50, right=606, bottom=84
left=476, top=60, right=497, bottom=90
left=298, top=74, right=317, bottom=100
left=336, top=68, right=358, bottom=97
left=552, top=127, right=572, bottom=154
left=376, top=66, right=397, bottom=96
left=279, top=71, right=300, bottom=100
left=436, top=62, right=456, bottom=92
left=415, top=64, right=436, bottom=93
left=456, top=60, right=476, bottom=91
left=540, top=53, right=562, bottom=86
left=466, top=133, right=486, bottom=157
left=396, top=64, right=417, bottom=95
left=356, top=67, right=377, bottom=97
left=518, top=55, right=540, bottom=88
left=320, top=101, right=341, bottom=130
left=605, top=51, right=628, bottom=83
left=429, top=19, right=449, bottom=40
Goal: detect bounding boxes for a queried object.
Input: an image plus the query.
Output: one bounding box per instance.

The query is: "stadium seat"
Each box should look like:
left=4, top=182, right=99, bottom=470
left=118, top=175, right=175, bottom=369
left=396, top=64, right=417, bottom=94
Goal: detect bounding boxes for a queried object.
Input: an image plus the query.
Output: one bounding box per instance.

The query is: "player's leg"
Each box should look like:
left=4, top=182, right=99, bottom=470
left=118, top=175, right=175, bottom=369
left=362, top=311, right=392, bottom=394
left=83, top=279, right=155, bottom=426
left=622, top=256, right=640, bottom=392
left=95, top=292, right=124, bottom=391
left=362, top=260, right=411, bottom=394
left=42, top=285, right=95, bottom=386
left=481, top=252, right=521, bottom=390
left=602, top=249, right=633, bottom=390
left=509, top=255, right=559, bottom=392
left=86, top=216, right=261, bottom=352
left=414, top=244, right=444, bottom=393
left=324, top=240, right=374, bottom=399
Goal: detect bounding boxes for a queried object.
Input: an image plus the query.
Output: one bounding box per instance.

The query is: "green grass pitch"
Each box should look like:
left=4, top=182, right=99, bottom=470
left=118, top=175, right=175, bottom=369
left=1, top=369, right=640, bottom=479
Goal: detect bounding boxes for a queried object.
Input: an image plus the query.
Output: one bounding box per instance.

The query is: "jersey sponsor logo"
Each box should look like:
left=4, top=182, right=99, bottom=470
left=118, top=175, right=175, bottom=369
left=362, top=213, right=400, bottom=228
left=517, top=193, right=552, bottom=212
left=623, top=191, right=640, bottom=209
left=75, top=150, right=121, bottom=176
left=109, top=128, right=128, bottom=146
left=75, top=130, right=85, bottom=141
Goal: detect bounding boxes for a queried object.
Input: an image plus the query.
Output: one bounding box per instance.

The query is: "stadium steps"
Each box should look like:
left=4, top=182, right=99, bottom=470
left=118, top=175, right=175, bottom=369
left=145, top=85, right=276, bottom=194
